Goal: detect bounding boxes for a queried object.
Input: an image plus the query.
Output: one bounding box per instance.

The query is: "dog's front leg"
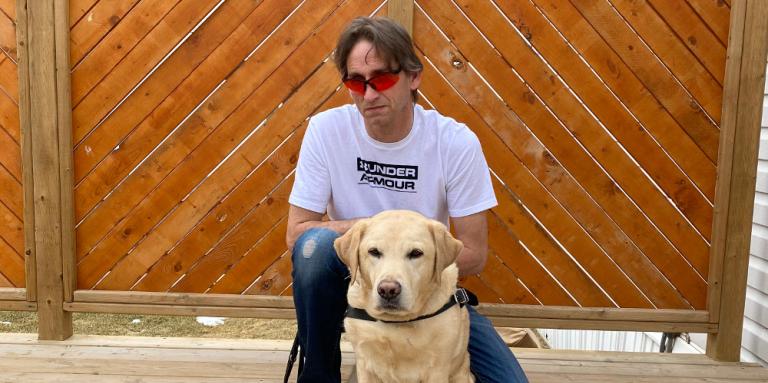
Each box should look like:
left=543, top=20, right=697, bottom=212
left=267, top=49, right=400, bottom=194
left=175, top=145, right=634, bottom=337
left=354, top=361, right=383, bottom=383
left=422, top=372, right=452, bottom=383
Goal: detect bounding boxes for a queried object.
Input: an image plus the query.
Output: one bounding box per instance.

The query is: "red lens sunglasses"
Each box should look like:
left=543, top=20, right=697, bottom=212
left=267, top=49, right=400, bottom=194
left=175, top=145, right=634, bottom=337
left=342, top=68, right=402, bottom=95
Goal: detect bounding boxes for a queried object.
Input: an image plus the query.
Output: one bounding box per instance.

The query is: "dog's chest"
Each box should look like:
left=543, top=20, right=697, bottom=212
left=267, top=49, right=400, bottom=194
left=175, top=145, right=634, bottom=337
left=345, top=313, right=466, bottom=382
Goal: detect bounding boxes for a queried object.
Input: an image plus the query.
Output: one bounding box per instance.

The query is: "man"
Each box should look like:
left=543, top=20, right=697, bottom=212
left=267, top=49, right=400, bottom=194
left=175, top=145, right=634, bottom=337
left=287, top=16, right=529, bottom=383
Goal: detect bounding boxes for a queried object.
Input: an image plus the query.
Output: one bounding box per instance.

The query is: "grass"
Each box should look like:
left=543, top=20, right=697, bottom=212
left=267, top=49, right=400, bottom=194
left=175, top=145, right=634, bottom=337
left=0, top=311, right=297, bottom=339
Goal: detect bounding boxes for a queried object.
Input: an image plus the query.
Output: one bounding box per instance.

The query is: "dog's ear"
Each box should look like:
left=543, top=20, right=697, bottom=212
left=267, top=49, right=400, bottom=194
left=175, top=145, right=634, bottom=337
left=429, top=221, right=463, bottom=283
left=334, top=220, right=368, bottom=285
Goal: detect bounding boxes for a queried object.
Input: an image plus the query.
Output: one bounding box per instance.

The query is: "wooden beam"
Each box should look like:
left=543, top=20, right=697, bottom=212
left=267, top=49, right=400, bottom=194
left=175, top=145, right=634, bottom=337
left=0, top=300, right=36, bottom=311
left=19, top=0, right=74, bottom=340
left=15, top=0, right=35, bottom=303
left=64, top=302, right=297, bottom=319
left=74, top=290, right=295, bottom=308
left=485, top=317, right=717, bottom=333
left=0, top=288, right=27, bottom=301
left=72, top=290, right=714, bottom=332
left=707, top=0, right=768, bottom=361
left=388, top=0, right=413, bottom=35
left=477, top=304, right=709, bottom=323
left=55, top=0, right=76, bottom=304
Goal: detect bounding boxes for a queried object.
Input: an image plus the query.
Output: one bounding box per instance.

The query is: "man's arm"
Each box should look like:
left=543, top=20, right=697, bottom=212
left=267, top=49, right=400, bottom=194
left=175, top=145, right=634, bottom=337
left=451, top=211, right=489, bottom=276
left=286, top=204, right=361, bottom=250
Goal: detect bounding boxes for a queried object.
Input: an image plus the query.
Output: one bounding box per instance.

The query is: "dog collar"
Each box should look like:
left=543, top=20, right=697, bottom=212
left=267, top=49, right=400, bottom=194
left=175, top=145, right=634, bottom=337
left=345, top=288, right=478, bottom=324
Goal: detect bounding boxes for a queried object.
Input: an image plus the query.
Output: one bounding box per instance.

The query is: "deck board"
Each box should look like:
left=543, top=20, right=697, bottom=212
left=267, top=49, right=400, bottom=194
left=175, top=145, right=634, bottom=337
left=0, top=333, right=765, bottom=382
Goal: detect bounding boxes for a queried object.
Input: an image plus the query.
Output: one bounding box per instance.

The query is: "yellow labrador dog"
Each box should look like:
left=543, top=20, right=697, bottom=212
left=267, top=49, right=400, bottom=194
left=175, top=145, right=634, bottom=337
left=334, top=210, right=475, bottom=383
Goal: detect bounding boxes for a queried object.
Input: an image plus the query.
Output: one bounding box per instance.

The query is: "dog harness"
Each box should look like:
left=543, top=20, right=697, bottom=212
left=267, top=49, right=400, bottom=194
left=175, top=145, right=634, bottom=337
left=344, top=287, right=478, bottom=324
left=284, top=288, right=479, bottom=382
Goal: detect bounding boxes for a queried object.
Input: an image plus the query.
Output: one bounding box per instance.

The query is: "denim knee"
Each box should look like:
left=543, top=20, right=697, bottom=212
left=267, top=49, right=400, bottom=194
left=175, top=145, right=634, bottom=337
left=291, top=227, right=347, bottom=284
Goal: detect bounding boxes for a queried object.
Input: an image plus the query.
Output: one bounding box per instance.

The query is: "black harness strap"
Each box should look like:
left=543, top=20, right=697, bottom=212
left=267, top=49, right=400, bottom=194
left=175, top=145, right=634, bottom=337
left=345, top=288, right=478, bottom=324
left=283, top=288, right=478, bottom=382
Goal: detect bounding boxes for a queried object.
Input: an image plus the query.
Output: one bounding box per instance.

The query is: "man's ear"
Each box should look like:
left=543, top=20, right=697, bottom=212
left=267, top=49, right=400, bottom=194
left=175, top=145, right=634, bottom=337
left=409, top=70, right=422, bottom=91
left=429, top=221, right=463, bottom=284
left=334, top=220, right=368, bottom=285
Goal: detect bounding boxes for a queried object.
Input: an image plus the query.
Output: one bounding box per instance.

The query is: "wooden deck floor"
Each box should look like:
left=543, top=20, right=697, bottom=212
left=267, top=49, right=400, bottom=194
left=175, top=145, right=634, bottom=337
left=0, top=333, right=766, bottom=382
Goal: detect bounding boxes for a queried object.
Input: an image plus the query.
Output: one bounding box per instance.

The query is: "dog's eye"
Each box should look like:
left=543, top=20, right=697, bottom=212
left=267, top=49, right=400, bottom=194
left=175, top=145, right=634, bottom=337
left=407, top=249, right=423, bottom=259
left=368, top=248, right=382, bottom=258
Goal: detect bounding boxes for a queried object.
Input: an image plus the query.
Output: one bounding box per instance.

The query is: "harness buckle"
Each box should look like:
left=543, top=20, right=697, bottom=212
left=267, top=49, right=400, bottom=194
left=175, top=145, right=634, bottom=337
left=454, top=288, right=470, bottom=306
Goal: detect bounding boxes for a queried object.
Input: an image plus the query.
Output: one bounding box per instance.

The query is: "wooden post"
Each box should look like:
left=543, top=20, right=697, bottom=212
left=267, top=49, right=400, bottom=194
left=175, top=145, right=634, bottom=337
left=707, top=0, right=768, bottom=362
left=15, top=0, right=35, bottom=303
left=17, top=0, right=75, bottom=340
left=388, top=0, right=414, bottom=35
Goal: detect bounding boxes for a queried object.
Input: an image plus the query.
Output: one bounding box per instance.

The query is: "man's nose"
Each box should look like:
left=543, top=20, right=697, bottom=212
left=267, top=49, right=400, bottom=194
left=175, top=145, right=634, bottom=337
left=363, top=84, right=380, bottom=101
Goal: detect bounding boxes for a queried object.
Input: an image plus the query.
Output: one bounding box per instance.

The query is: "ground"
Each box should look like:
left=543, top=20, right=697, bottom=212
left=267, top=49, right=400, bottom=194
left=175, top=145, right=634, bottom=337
left=0, top=311, right=297, bottom=339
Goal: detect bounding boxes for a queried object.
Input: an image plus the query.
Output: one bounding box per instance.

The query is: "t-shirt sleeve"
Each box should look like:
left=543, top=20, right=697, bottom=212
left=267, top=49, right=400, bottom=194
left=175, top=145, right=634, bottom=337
left=445, top=128, right=498, bottom=217
left=289, top=119, right=331, bottom=214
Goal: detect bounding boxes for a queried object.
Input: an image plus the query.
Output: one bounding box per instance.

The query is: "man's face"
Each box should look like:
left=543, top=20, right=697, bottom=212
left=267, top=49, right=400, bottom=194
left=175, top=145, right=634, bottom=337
left=345, top=40, right=421, bottom=134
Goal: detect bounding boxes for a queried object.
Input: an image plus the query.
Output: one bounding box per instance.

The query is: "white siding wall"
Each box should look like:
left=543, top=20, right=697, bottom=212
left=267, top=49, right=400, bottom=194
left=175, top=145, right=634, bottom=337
left=539, top=64, right=768, bottom=366
left=740, top=65, right=768, bottom=365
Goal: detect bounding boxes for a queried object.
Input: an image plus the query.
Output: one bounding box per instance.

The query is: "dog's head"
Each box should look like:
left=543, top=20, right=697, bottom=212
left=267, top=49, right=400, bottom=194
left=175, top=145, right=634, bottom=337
left=334, top=210, right=463, bottom=317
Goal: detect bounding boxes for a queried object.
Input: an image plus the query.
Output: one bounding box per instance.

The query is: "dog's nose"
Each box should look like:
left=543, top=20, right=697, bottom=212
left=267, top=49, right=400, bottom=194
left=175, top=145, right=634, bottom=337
left=377, top=280, right=401, bottom=300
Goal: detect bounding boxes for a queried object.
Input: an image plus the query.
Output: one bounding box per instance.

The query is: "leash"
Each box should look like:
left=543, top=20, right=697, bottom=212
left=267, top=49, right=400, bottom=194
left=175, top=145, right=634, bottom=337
left=283, top=288, right=477, bottom=382
left=345, top=288, right=478, bottom=323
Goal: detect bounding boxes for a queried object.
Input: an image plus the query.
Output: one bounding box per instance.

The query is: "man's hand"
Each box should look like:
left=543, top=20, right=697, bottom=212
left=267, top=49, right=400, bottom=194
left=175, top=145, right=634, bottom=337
left=451, top=211, right=489, bottom=276
left=286, top=205, right=361, bottom=250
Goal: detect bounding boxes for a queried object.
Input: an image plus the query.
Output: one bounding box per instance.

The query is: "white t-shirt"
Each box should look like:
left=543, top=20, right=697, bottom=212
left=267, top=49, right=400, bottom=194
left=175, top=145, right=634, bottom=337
left=289, top=104, right=497, bottom=226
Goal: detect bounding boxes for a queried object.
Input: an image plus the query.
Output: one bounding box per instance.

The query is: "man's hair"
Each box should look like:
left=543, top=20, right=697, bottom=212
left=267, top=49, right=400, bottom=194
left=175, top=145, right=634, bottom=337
left=334, top=17, right=423, bottom=101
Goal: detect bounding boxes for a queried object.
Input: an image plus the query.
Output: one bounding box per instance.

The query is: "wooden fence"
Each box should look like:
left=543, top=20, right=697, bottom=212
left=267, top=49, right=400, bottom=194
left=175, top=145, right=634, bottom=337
left=0, top=0, right=22, bottom=291
left=1, top=0, right=767, bottom=362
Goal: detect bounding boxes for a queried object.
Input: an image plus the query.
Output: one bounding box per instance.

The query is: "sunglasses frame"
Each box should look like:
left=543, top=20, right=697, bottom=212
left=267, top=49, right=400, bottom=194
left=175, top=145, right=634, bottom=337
left=342, top=68, right=403, bottom=95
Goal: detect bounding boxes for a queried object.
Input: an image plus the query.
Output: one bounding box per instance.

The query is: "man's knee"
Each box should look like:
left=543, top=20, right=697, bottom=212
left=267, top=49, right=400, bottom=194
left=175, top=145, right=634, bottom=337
left=293, top=228, right=339, bottom=260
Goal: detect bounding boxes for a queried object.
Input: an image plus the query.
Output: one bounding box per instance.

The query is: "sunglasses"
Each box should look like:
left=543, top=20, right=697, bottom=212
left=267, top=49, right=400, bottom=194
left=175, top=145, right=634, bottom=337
left=342, top=68, right=402, bottom=95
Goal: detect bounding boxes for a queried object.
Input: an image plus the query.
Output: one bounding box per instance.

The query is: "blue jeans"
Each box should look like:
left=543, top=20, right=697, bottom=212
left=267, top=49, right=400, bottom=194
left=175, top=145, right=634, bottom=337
left=291, top=228, right=529, bottom=383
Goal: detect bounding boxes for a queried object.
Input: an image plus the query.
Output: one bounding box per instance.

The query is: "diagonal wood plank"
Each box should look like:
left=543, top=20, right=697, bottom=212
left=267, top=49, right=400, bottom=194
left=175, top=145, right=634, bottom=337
left=0, top=88, right=19, bottom=141
left=495, top=0, right=717, bottom=200
left=415, top=8, right=700, bottom=308
left=420, top=2, right=710, bottom=291
left=160, top=174, right=292, bottom=293
left=418, top=65, right=618, bottom=307
left=0, top=0, right=14, bottom=20
left=71, top=0, right=181, bottom=107
left=70, top=0, right=141, bottom=66
left=73, top=0, right=298, bottom=219
left=486, top=211, right=576, bottom=306
left=648, top=0, right=726, bottom=85
left=480, top=248, right=540, bottom=305
left=0, top=199, right=22, bottom=255
left=0, top=127, right=20, bottom=181
left=136, top=89, right=348, bottom=293
left=77, top=0, right=379, bottom=289
left=72, top=0, right=218, bottom=143
left=75, top=0, right=344, bottom=256
left=607, top=0, right=723, bottom=121
left=414, top=31, right=624, bottom=306
left=0, top=56, right=18, bottom=103
left=453, top=0, right=713, bottom=242
left=0, top=163, right=21, bottom=217
left=70, top=0, right=99, bottom=27
left=243, top=244, right=293, bottom=296
left=460, top=274, right=508, bottom=304
left=420, top=0, right=710, bottom=279
left=0, top=9, right=15, bottom=61
left=0, top=269, right=11, bottom=287
left=206, top=215, right=289, bottom=294
left=558, top=0, right=721, bottom=136
left=0, top=235, right=24, bottom=286
left=97, top=60, right=344, bottom=290
left=686, top=0, right=730, bottom=46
